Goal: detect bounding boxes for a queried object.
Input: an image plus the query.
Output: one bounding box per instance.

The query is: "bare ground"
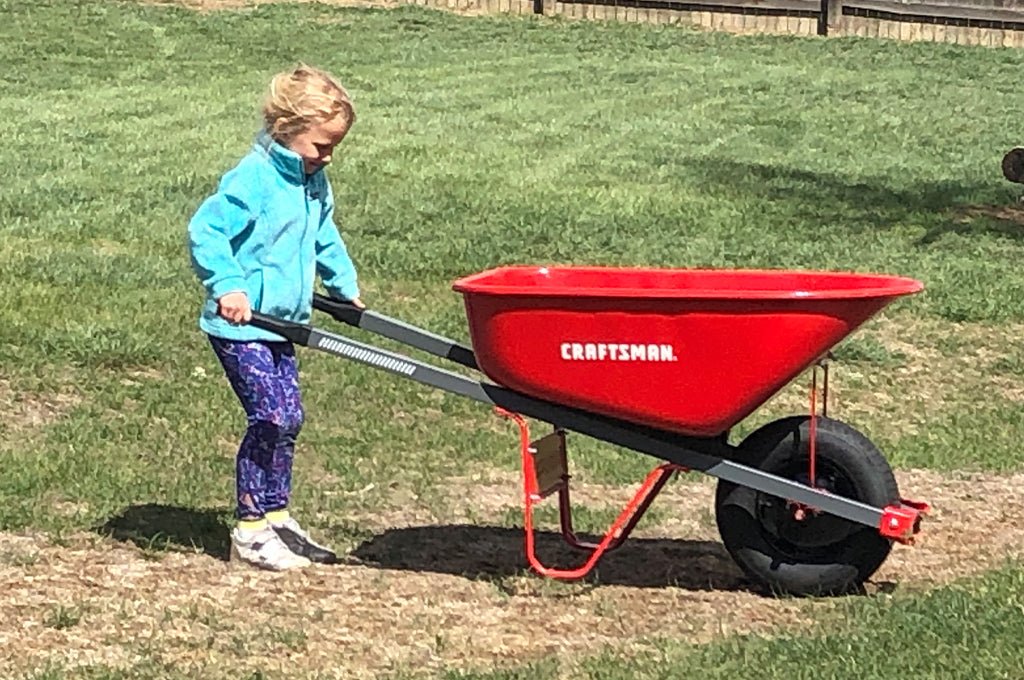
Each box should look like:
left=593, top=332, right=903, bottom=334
left=1, top=468, right=1022, bottom=679
left=141, top=0, right=484, bottom=14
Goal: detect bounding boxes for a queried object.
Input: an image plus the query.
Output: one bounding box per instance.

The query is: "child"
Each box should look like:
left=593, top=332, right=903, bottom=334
left=188, top=64, right=363, bottom=571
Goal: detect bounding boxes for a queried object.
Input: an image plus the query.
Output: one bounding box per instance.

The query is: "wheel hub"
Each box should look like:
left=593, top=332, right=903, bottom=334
left=755, top=466, right=859, bottom=551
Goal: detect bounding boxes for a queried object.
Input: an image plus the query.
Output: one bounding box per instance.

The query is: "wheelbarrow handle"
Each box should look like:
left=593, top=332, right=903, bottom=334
left=247, top=312, right=312, bottom=345
left=313, top=293, right=363, bottom=327
left=313, top=293, right=479, bottom=370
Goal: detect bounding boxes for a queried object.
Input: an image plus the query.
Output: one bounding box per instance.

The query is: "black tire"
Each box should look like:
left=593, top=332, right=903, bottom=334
left=1003, top=147, right=1024, bottom=183
left=715, top=416, right=898, bottom=596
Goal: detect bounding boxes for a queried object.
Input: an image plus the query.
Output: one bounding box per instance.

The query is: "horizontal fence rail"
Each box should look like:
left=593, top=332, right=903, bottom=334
left=846, top=0, right=1024, bottom=29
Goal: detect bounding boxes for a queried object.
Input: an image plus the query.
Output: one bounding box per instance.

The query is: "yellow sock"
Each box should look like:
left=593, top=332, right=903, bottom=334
left=265, top=510, right=290, bottom=524
left=237, top=518, right=268, bottom=532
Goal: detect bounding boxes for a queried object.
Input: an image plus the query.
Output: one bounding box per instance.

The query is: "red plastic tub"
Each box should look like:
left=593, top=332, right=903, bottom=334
left=453, top=266, right=923, bottom=436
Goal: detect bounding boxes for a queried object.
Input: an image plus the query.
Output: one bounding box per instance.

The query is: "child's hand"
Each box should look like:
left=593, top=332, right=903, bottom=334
left=350, top=297, right=366, bottom=309
left=217, top=291, right=252, bottom=324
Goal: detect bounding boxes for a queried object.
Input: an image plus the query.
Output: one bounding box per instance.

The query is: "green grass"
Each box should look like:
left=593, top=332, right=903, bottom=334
left=4, top=1, right=1024, bottom=676
left=1, top=0, right=1022, bottom=530
left=2, top=0, right=1021, bottom=526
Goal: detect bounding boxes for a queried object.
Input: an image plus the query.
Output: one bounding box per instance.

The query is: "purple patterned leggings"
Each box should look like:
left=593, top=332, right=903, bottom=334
left=209, top=336, right=304, bottom=519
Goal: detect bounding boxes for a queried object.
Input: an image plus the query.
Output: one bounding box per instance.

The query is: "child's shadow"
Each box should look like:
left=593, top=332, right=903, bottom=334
left=95, top=503, right=231, bottom=560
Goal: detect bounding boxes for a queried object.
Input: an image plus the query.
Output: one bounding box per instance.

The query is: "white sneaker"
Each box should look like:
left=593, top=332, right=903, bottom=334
left=271, top=516, right=339, bottom=564
left=230, top=525, right=311, bottom=571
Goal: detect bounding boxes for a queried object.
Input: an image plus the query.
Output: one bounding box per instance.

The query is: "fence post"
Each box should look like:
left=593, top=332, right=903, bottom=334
left=819, top=0, right=844, bottom=35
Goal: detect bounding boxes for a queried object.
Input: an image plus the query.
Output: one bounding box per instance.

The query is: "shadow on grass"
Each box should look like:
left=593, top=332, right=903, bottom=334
left=917, top=203, right=1024, bottom=245
left=351, top=524, right=751, bottom=591
left=689, top=157, right=1023, bottom=241
left=94, top=503, right=231, bottom=560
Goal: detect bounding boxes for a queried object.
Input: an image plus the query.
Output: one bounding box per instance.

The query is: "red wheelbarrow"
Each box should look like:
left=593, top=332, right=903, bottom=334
left=250, top=266, right=929, bottom=596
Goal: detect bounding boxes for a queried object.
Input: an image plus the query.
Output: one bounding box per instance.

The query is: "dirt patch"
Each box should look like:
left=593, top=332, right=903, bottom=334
left=144, top=0, right=397, bottom=10
left=1, top=468, right=1021, bottom=678
left=140, top=0, right=492, bottom=15
left=954, top=204, right=1024, bottom=226
left=0, top=378, right=80, bottom=435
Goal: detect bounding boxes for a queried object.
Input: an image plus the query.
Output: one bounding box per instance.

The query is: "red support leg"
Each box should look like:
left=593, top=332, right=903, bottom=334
left=496, top=407, right=685, bottom=580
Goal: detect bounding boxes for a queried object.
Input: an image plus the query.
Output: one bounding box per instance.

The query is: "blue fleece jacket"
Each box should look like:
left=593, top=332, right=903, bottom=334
left=188, top=132, right=360, bottom=342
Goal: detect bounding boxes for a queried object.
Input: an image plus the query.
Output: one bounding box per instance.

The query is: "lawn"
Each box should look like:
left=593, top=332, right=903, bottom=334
left=3, top=0, right=1024, bottom=677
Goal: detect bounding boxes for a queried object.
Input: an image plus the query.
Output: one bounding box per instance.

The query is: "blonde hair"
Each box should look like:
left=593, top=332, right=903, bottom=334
left=262, top=64, right=355, bottom=144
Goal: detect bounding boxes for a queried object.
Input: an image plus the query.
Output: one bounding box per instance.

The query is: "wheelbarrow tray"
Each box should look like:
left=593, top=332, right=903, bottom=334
left=453, top=266, right=923, bottom=437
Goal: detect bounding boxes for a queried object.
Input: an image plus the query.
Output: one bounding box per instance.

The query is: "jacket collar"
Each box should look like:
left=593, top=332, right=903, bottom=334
left=255, top=131, right=307, bottom=185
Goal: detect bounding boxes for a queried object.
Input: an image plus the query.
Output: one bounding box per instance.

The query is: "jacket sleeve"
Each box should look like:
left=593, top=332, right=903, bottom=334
left=315, top=183, right=360, bottom=301
left=187, top=174, right=258, bottom=301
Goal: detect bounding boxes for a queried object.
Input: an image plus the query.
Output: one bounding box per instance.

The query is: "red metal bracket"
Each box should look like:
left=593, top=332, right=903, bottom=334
left=496, top=407, right=686, bottom=579
left=879, top=499, right=931, bottom=544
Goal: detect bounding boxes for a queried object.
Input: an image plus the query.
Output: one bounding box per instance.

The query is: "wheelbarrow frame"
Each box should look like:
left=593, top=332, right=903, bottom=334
left=249, top=294, right=925, bottom=573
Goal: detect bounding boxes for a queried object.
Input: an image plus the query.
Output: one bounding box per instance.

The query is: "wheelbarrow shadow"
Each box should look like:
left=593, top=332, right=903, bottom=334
left=350, top=524, right=752, bottom=591
left=94, top=503, right=232, bottom=560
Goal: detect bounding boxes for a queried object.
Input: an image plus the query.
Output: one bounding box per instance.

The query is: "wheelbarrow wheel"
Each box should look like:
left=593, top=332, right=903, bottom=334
left=714, top=416, right=898, bottom=596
